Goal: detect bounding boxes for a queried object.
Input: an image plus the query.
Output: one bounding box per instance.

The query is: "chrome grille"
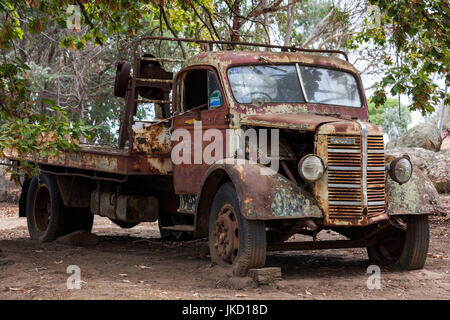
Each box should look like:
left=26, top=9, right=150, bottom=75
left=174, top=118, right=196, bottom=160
left=327, top=135, right=362, bottom=219
left=367, top=135, right=385, bottom=217
left=327, top=134, right=385, bottom=221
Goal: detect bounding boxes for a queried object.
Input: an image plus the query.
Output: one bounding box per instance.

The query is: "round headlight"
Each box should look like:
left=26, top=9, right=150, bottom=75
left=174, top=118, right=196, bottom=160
left=389, top=155, right=412, bottom=184
left=298, top=155, right=325, bottom=183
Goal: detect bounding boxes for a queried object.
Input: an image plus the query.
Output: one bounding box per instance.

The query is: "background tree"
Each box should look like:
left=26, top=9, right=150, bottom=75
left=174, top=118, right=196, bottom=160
left=368, top=97, right=412, bottom=141
left=0, top=0, right=448, bottom=169
left=351, top=0, right=449, bottom=114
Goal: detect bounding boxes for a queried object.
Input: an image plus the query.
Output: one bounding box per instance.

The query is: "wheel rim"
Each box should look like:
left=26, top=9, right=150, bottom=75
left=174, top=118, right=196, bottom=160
left=212, top=204, right=240, bottom=265
left=33, top=185, right=51, bottom=236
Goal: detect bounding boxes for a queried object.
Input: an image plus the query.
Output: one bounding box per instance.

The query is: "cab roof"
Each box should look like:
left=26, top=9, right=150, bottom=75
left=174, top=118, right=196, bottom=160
left=186, top=51, right=357, bottom=74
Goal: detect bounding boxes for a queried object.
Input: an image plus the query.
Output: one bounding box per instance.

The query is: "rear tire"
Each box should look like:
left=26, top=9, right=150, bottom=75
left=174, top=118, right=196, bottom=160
left=26, top=174, right=70, bottom=242
left=209, top=183, right=266, bottom=276
left=367, top=215, right=429, bottom=270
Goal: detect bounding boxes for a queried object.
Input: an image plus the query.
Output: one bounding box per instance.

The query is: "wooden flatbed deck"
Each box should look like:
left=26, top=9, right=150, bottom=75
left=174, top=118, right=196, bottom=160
left=4, top=144, right=173, bottom=176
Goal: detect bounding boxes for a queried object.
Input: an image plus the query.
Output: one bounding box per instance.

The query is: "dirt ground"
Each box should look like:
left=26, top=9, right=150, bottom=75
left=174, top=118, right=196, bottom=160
left=0, top=196, right=449, bottom=300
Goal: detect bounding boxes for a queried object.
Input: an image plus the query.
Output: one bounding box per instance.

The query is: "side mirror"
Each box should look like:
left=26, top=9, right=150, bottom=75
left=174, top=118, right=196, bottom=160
left=114, top=61, right=131, bottom=98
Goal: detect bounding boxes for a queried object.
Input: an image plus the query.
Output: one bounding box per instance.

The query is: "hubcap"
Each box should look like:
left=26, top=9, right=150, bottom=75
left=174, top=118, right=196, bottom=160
left=212, top=204, right=240, bottom=265
left=33, top=185, right=51, bottom=235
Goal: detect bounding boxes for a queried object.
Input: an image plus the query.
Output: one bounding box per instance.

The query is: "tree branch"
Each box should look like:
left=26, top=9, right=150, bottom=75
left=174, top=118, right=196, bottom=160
left=75, top=0, right=104, bottom=46
left=160, top=6, right=186, bottom=59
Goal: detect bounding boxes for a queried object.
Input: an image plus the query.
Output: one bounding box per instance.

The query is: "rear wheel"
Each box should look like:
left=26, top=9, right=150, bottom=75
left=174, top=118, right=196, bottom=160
left=367, top=215, right=429, bottom=270
left=26, top=174, right=69, bottom=242
left=209, top=183, right=266, bottom=276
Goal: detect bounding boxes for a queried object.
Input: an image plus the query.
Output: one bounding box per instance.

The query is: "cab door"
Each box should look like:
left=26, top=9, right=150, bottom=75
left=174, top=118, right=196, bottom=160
left=172, top=67, right=229, bottom=194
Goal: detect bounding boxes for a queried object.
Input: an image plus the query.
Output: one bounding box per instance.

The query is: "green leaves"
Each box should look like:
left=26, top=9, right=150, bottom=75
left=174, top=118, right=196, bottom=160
left=352, top=0, right=449, bottom=115
left=368, top=97, right=412, bottom=140
left=0, top=104, right=92, bottom=174
left=1, top=0, right=214, bottom=171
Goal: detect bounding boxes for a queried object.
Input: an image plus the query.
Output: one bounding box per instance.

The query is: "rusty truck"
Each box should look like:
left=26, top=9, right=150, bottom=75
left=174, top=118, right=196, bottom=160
left=5, top=36, right=440, bottom=276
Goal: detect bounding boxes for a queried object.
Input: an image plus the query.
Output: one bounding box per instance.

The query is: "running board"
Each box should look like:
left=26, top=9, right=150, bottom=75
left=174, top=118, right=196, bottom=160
left=160, top=225, right=195, bottom=232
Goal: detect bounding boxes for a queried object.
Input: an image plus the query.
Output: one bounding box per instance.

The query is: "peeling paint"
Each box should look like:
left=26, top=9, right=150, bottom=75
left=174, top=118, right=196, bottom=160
left=386, top=167, right=439, bottom=215
left=132, top=122, right=171, bottom=154
left=271, top=174, right=323, bottom=218
left=240, top=113, right=340, bottom=131
left=202, top=160, right=323, bottom=220
left=4, top=145, right=172, bottom=175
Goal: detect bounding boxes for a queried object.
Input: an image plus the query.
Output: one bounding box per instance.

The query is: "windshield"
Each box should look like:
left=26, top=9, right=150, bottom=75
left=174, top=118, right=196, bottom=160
left=227, top=64, right=361, bottom=107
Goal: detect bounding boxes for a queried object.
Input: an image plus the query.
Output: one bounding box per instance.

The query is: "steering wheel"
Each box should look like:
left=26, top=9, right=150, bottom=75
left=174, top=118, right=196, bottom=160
left=241, top=91, right=272, bottom=103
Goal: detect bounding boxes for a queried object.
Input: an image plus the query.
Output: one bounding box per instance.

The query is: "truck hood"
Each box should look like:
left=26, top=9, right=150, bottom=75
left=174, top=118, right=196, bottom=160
left=239, top=113, right=342, bottom=131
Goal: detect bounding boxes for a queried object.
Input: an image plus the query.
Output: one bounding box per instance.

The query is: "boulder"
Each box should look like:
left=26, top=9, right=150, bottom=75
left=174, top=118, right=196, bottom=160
left=386, top=147, right=450, bottom=193
left=56, top=230, right=99, bottom=247
left=441, top=135, right=450, bottom=150
left=387, top=122, right=442, bottom=151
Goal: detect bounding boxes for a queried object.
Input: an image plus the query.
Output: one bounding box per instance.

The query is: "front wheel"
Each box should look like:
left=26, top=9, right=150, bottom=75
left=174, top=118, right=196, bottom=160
left=209, top=183, right=266, bottom=276
left=367, top=215, right=429, bottom=270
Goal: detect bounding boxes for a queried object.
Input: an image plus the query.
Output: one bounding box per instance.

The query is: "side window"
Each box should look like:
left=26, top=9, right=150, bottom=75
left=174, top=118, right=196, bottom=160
left=182, top=70, right=207, bottom=111
left=208, top=70, right=222, bottom=109
left=178, top=69, right=223, bottom=112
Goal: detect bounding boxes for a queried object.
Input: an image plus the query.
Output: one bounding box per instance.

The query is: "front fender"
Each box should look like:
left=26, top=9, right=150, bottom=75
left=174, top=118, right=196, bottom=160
left=200, top=159, right=323, bottom=220
left=386, top=167, right=441, bottom=215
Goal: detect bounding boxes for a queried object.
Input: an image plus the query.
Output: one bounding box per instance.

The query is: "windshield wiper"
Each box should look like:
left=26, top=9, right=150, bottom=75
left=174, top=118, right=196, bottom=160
left=258, top=57, right=287, bottom=73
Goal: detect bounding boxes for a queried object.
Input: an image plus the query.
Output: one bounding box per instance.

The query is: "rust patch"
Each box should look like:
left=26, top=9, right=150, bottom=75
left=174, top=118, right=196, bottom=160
left=131, top=122, right=171, bottom=155
left=386, top=166, right=441, bottom=215
left=201, top=160, right=323, bottom=220
left=4, top=145, right=172, bottom=176
left=314, top=121, right=388, bottom=227
left=240, top=113, right=341, bottom=131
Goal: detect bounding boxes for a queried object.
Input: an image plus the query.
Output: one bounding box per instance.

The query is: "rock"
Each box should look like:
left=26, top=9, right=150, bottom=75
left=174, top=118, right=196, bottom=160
left=387, top=122, right=442, bottom=151
left=247, top=267, right=282, bottom=285
left=386, top=147, right=450, bottom=193
left=441, top=135, right=450, bottom=150
left=56, top=230, right=99, bottom=247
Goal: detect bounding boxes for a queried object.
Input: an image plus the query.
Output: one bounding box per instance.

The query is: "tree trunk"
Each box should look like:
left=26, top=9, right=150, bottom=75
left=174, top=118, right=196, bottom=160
left=284, top=0, right=295, bottom=46
left=263, top=0, right=270, bottom=47
left=230, top=0, right=241, bottom=43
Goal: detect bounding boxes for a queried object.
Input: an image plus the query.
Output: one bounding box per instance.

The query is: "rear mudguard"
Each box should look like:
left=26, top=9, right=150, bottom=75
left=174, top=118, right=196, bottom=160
left=386, top=167, right=441, bottom=216
left=198, top=159, right=323, bottom=220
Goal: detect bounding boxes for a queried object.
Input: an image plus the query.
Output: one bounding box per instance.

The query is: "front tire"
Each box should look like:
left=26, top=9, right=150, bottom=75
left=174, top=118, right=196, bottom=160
left=367, top=215, right=429, bottom=270
left=209, top=183, right=266, bottom=276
